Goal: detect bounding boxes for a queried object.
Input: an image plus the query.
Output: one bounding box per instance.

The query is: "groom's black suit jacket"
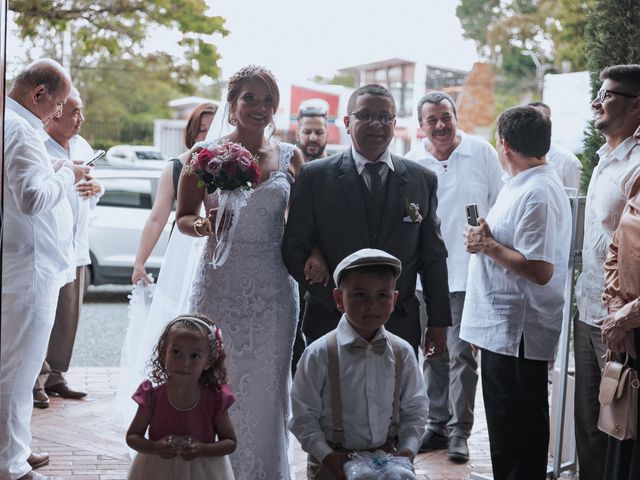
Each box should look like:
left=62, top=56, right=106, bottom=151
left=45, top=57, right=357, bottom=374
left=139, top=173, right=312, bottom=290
left=283, top=149, right=452, bottom=350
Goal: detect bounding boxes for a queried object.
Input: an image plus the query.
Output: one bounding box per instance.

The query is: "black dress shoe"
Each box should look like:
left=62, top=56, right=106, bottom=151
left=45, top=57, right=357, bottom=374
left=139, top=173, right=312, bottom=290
left=33, top=390, right=50, bottom=409
left=419, top=430, right=448, bottom=453
left=27, top=451, right=50, bottom=469
left=448, top=435, right=470, bottom=463
left=45, top=382, right=87, bottom=399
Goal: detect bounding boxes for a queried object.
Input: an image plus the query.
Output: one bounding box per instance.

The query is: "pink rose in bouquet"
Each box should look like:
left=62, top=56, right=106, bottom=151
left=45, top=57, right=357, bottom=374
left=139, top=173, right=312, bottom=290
left=184, top=141, right=263, bottom=269
left=186, top=142, right=260, bottom=194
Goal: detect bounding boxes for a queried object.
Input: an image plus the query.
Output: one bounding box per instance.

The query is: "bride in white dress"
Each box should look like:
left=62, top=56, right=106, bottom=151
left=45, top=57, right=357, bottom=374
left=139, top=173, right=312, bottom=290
left=176, top=66, right=310, bottom=480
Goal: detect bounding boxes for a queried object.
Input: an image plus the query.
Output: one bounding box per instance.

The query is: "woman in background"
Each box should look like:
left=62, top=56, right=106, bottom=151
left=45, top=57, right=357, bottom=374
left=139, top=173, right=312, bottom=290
left=131, top=102, right=217, bottom=285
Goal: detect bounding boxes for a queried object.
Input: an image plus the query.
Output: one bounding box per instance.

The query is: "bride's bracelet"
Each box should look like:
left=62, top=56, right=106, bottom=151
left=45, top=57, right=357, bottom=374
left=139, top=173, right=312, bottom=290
left=193, top=217, right=206, bottom=237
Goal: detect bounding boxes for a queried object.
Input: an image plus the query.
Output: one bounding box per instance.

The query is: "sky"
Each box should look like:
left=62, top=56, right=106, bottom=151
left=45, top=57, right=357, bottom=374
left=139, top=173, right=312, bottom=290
left=7, top=0, right=480, bottom=83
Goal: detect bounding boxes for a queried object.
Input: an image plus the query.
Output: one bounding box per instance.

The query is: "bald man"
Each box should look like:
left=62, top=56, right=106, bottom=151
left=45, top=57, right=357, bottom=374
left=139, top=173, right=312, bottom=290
left=1, top=59, right=88, bottom=480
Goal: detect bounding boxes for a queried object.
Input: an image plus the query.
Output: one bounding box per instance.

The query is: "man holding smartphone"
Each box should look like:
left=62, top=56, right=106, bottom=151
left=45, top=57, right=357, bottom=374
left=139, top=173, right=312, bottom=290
left=32, top=87, right=104, bottom=408
left=460, top=107, right=571, bottom=479
left=405, top=91, right=503, bottom=462
left=2, top=58, right=90, bottom=480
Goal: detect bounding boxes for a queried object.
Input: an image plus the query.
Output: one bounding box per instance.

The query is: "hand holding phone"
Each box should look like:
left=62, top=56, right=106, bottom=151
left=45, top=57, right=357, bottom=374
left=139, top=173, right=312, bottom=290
left=466, top=203, right=479, bottom=226
left=83, top=149, right=105, bottom=166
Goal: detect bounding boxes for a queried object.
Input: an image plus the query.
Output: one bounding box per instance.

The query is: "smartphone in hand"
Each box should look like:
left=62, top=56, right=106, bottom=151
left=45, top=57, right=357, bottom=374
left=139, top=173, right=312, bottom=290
left=466, top=203, right=479, bottom=226
left=83, top=149, right=106, bottom=166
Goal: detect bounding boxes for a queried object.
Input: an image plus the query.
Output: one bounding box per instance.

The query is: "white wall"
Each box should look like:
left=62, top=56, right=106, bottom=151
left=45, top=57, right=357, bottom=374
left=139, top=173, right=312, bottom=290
left=154, top=119, right=187, bottom=159
left=543, top=72, right=592, bottom=154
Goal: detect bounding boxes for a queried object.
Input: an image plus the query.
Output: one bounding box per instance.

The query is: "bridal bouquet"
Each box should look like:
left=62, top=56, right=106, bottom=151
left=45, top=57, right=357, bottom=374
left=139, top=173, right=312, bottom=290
left=186, top=142, right=261, bottom=268
left=188, top=142, right=260, bottom=194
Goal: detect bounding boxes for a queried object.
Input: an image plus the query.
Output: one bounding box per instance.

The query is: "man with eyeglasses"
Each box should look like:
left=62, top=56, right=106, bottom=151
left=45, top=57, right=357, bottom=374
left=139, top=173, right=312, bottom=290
left=296, top=106, right=329, bottom=162
left=574, top=64, right=640, bottom=480
left=284, top=84, right=452, bottom=360
left=404, top=91, right=503, bottom=463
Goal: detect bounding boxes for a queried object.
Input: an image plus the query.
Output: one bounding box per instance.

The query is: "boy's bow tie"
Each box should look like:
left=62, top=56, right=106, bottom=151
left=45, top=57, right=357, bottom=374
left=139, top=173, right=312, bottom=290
left=347, top=337, right=386, bottom=355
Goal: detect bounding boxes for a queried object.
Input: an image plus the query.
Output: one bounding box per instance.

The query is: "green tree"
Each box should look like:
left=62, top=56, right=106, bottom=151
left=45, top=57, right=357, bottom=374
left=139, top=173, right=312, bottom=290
left=550, top=0, right=592, bottom=72
left=10, top=0, right=228, bottom=79
left=75, top=53, right=186, bottom=149
left=456, top=0, right=592, bottom=74
left=581, top=0, right=640, bottom=189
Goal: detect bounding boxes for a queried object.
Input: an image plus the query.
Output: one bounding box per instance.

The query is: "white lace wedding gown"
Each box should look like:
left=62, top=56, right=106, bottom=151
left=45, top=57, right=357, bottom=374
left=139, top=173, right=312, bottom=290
left=189, top=142, right=299, bottom=480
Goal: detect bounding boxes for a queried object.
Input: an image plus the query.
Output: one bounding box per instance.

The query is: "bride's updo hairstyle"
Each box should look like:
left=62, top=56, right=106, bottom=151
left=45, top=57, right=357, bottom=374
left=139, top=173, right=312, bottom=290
left=226, top=65, right=280, bottom=132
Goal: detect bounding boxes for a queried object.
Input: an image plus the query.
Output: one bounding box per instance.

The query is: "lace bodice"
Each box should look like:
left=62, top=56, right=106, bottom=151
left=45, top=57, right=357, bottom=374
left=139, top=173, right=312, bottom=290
left=203, top=143, right=295, bottom=251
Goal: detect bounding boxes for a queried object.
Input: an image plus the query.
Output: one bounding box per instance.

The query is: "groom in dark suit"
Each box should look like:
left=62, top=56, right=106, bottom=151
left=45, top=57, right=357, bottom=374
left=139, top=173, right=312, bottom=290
left=283, top=84, right=451, bottom=355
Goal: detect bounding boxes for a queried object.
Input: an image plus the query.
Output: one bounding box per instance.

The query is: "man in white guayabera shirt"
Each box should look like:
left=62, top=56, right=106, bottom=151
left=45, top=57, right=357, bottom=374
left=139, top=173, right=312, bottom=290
left=573, top=64, right=640, bottom=480
left=1, top=59, right=88, bottom=480
left=460, top=106, right=571, bottom=480
left=31, top=87, right=104, bottom=409
left=404, top=91, right=503, bottom=463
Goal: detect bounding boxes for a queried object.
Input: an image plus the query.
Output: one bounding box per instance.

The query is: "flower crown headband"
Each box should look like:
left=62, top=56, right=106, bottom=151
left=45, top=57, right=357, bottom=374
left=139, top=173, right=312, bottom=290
left=169, top=315, right=224, bottom=362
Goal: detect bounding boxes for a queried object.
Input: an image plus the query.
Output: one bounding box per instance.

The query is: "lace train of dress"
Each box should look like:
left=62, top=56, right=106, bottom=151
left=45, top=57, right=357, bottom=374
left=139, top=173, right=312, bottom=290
left=189, top=142, right=299, bottom=480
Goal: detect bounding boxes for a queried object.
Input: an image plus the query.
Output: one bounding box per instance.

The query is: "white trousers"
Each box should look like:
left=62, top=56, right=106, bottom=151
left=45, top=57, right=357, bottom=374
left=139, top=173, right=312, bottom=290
left=0, top=287, right=59, bottom=480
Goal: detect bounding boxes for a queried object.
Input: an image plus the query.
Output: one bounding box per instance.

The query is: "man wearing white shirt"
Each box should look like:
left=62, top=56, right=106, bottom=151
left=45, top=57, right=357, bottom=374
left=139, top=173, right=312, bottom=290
left=528, top=102, right=582, bottom=190
left=1, top=59, right=88, bottom=480
left=31, top=88, right=104, bottom=408
left=405, top=91, right=503, bottom=462
left=572, top=64, right=640, bottom=480
left=460, top=106, right=571, bottom=480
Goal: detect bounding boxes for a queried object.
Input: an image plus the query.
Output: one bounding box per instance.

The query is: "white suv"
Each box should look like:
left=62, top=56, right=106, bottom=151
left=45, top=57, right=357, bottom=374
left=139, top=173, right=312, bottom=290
left=88, top=169, right=174, bottom=287
left=103, top=145, right=167, bottom=169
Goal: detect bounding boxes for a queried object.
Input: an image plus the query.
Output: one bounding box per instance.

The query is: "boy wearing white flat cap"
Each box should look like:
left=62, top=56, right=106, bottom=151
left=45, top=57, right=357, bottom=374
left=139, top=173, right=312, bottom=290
left=289, top=248, right=428, bottom=480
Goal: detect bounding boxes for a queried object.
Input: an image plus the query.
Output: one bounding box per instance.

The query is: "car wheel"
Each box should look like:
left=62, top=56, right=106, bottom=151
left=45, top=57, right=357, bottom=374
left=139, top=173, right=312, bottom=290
left=83, top=266, right=92, bottom=297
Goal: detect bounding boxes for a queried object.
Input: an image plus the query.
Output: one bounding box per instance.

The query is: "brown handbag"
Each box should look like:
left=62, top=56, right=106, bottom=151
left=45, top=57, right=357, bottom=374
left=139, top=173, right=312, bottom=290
left=597, top=352, right=640, bottom=441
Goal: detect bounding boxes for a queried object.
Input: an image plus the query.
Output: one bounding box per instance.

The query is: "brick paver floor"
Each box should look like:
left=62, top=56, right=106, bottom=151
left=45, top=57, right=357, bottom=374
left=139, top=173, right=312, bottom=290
left=31, top=367, right=497, bottom=479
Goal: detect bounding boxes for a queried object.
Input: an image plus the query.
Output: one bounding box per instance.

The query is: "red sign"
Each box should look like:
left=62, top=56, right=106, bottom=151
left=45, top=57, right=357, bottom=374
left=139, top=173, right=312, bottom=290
left=290, top=85, right=341, bottom=144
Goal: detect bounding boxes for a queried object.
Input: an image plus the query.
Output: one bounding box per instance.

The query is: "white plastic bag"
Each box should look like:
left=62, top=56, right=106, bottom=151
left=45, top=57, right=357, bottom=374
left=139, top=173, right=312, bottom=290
left=343, top=450, right=416, bottom=480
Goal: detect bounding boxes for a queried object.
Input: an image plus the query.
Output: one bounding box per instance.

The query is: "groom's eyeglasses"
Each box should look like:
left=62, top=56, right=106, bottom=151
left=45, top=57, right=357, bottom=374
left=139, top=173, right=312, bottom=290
left=348, top=110, right=395, bottom=125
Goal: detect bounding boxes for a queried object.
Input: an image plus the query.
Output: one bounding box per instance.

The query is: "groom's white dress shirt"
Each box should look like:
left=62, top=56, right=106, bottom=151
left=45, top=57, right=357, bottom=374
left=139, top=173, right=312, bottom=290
left=351, top=146, right=394, bottom=190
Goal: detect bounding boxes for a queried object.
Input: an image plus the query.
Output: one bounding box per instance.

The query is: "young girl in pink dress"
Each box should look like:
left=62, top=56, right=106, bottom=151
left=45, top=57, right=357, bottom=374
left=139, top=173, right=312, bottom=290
left=126, top=315, right=236, bottom=480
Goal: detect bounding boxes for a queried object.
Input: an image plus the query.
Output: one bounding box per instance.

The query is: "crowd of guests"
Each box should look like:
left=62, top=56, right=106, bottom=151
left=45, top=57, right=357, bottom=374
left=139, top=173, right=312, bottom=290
left=1, top=57, right=640, bottom=480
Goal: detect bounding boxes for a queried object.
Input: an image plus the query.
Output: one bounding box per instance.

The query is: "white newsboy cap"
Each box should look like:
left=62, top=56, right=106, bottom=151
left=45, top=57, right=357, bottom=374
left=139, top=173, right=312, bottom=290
left=333, top=248, right=402, bottom=285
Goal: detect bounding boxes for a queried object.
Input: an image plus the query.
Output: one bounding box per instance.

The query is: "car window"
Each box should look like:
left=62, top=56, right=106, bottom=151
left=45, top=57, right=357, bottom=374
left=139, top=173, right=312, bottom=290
left=135, top=150, right=164, bottom=160
left=98, top=178, right=153, bottom=209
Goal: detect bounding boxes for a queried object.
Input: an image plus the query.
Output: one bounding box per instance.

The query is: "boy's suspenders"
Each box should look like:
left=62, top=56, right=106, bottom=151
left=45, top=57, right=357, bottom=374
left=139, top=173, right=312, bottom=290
left=326, top=331, right=402, bottom=451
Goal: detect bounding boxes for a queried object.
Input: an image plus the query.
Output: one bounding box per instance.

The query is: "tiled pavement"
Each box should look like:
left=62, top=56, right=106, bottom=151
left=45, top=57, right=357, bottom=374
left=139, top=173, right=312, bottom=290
left=31, top=367, right=494, bottom=480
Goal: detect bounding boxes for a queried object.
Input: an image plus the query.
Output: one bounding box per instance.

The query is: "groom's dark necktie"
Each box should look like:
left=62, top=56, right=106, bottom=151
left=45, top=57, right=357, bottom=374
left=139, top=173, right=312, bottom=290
left=364, top=162, right=383, bottom=197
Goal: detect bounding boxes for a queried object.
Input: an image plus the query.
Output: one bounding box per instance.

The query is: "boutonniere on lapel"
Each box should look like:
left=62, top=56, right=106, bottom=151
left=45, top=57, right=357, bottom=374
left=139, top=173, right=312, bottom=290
left=403, top=200, right=423, bottom=223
